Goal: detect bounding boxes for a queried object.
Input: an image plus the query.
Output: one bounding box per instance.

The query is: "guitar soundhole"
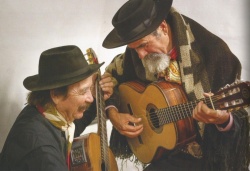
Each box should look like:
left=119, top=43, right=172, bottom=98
left=148, top=106, right=160, bottom=129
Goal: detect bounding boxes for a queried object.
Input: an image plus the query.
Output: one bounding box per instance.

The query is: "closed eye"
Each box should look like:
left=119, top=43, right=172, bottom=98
left=79, top=85, right=94, bottom=95
left=136, top=42, right=148, bottom=50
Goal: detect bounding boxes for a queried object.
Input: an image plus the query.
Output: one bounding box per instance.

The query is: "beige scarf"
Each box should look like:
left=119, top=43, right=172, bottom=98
left=38, top=104, right=75, bottom=169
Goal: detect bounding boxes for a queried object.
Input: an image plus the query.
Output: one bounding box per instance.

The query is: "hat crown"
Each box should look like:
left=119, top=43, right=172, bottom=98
left=39, top=45, right=88, bottom=79
left=102, top=0, right=173, bottom=49
left=112, top=0, right=156, bottom=41
left=23, top=45, right=104, bottom=91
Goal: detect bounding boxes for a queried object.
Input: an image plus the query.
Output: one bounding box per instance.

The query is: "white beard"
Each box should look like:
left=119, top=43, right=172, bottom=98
left=141, top=53, right=171, bottom=74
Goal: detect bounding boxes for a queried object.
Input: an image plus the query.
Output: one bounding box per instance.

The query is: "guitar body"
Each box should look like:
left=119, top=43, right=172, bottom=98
left=71, top=133, right=118, bottom=171
left=119, top=81, right=196, bottom=164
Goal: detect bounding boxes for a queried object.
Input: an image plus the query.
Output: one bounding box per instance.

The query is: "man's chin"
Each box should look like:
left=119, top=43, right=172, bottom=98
left=74, top=112, right=84, bottom=120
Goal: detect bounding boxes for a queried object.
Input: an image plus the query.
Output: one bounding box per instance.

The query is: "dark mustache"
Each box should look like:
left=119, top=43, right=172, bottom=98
left=78, top=103, right=91, bottom=111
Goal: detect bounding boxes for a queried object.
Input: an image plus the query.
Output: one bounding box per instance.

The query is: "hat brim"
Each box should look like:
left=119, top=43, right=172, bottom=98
left=102, top=0, right=173, bottom=49
left=23, top=62, right=104, bottom=91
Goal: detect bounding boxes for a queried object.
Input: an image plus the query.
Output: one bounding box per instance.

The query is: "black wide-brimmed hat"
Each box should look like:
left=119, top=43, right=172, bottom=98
left=102, top=0, right=173, bottom=49
left=23, top=45, right=104, bottom=91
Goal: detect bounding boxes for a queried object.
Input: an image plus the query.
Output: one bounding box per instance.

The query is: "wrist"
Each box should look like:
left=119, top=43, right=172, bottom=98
left=217, top=115, right=230, bottom=128
left=106, top=106, right=118, bottom=120
left=216, top=113, right=233, bottom=131
left=215, top=110, right=230, bottom=125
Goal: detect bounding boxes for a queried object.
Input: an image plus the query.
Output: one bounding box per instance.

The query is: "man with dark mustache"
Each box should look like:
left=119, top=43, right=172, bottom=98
left=0, top=45, right=114, bottom=171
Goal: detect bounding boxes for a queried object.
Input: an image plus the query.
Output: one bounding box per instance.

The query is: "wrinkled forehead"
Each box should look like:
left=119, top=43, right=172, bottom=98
left=127, top=33, right=155, bottom=49
left=68, top=75, right=95, bottom=90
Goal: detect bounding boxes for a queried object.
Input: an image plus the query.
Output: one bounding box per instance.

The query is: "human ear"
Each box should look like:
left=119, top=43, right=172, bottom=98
left=160, top=20, right=168, bottom=34
left=50, top=90, right=60, bottom=105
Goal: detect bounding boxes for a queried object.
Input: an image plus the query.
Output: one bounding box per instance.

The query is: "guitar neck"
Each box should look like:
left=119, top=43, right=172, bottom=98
left=96, top=74, right=109, bottom=143
left=70, top=48, right=118, bottom=171
left=157, top=98, right=204, bottom=126
left=86, top=48, right=110, bottom=170
left=157, top=82, right=250, bottom=126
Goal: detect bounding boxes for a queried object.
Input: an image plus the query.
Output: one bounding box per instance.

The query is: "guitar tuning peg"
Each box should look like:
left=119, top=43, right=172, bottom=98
left=232, top=82, right=237, bottom=86
left=234, top=80, right=239, bottom=84
left=219, top=80, right=245, bottom=91
left=236, top=79, right=244, bottom=84
left=219, top=84, right=227, bottom=91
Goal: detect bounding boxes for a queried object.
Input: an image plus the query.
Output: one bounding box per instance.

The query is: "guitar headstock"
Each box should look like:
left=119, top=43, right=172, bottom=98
left=214, top=80, right=250, bottom=111
left=86, top=48, right=99, bottom=65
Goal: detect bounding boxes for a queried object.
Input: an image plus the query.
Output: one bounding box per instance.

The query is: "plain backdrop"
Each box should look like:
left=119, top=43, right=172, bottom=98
left=0, top=0, right=249, bottom=170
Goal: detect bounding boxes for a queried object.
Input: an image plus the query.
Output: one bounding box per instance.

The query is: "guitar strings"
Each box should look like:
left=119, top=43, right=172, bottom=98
left=96, top=74, right=110, bottom=168
left=147, top=94, right=222, bottom=126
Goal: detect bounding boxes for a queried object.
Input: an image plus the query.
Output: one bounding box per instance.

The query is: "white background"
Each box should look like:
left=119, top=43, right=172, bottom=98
left=0, top=0, right=249, bottom=170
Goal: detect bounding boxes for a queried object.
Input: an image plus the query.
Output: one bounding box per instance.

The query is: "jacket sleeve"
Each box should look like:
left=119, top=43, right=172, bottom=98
left=104, top=53, right=126, bottom=108
left=202, top=107, right=249, bottom=170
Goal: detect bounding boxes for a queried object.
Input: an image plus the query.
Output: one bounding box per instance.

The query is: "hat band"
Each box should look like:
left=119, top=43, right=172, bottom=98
left=118, top=4, right=157, bottom=42
left=40, top=67, right=92, bottom=82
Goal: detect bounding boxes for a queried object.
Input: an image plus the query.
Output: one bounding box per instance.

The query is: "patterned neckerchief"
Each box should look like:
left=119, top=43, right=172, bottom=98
left=37, top=104, right=75, bottom=169
left=157, top=47, right=181, bottom=84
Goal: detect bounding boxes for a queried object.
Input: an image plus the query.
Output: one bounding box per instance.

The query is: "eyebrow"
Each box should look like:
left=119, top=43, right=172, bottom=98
left=136, top=42, right=147, bottom=49
left=79, top=85, right=93, bottom=94
left=130, top=39, right=149, bottom=49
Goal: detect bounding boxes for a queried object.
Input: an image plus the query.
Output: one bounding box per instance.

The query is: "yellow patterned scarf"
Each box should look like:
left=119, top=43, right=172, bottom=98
left=157, top=47, right=181, bottom=84
left=37, top=104, right=75, bottom=169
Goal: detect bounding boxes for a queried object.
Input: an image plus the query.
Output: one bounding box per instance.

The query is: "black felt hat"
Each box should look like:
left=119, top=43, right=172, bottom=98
left=103, top=0, right=173, bottom=49
left=23, top=45, right=104, bottom=91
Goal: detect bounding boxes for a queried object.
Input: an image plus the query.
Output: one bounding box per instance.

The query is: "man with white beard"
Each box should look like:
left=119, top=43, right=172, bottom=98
left=101, top=0, right=249, bottom=170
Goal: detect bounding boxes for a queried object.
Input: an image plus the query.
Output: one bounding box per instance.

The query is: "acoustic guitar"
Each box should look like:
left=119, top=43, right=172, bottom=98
left=70, top=48, right=118, bottom=171
left=118, top=80, right=250, bottom=164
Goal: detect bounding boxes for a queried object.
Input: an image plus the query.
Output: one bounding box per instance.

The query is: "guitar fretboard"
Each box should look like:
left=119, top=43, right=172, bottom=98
left=157, top=98, right=209, bottom=126
left=96, top=73, right=110, bottom=171
left=154, top=81, right=249, bottom=126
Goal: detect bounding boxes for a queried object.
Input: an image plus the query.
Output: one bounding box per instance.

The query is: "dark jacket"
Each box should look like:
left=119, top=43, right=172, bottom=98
left=0, top=105, right=68, bottom=171
left=0, top=98, right=113, bottom=171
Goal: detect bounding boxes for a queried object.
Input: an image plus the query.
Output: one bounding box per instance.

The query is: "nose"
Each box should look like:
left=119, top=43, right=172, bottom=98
left=137, top=49, right=148, bottom=59
left=85, top=90, right=94, bottom=103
